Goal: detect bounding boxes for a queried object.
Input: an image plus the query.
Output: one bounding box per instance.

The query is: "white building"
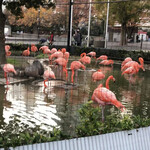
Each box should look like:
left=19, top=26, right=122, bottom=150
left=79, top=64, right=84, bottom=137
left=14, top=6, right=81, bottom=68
left=4, top=25, right=11, bottom=36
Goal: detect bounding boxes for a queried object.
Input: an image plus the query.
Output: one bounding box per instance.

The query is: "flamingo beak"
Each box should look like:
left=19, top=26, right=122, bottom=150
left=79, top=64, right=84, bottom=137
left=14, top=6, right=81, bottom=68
left=120, top=106, right=126, bottom=112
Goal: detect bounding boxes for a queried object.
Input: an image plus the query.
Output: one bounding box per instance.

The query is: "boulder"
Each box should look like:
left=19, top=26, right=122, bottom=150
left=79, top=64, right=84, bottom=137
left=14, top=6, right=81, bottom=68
left=25, top=60, right=44, bottom=77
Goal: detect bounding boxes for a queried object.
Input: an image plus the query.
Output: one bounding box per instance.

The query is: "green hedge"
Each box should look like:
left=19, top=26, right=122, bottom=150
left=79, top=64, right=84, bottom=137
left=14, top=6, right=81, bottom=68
left=6, top=43, right=150, bottom=62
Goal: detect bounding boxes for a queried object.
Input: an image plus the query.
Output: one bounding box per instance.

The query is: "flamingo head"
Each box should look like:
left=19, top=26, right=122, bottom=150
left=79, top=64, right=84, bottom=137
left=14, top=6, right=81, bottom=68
left=114, top=101, right=126, bottom=112
left=97, top=69, right=102, bottom=72
left=97, top=83, right=103, bottom=88
left=61, top=48, right=66, bottom=53
left=139, top=57, right=144, bottom=64
left=119, top=104, right=126, bottom=112
left=138, top=57, right=145, bottom=71
left=108, top=75, right=115, bottom=83
left=109, top=60, right=114, bottom=64
left=80, top=52, right=86, bottom=57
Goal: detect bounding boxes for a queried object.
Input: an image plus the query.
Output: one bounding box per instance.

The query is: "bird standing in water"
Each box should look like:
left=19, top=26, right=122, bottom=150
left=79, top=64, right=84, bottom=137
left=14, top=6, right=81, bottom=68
left=79, top=52, right=91, bottom=65
left=5, top=45, right=11, bottom=56
left=99, top=59, right=114, bottom=67
left=87, top=51, right=96, bottom=59
left=121, top=57, right=145, bottom=72
left=92, top=69, right=105, bottom=82
left=91, top=75, right=124, bottom=122
left=22, top=47, right=30, bottom=56
left=70, top=61, right=86, bottom=83
left=53, top=57, right=68, bottom=80
left=121, top=57, right=132, bottom=67
left=3, top=64, right=17, bottom=85
left=43, top=67, right=56, bottom=88
left=31, top=44, right=38, bottom=56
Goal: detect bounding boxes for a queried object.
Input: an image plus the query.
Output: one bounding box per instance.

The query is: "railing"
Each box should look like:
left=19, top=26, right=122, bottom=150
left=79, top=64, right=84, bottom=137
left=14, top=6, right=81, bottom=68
left=1, top=126, right=150, bottom=150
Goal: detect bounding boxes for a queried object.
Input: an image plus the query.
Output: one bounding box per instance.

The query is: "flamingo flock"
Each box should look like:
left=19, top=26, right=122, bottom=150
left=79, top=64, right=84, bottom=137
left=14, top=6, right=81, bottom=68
left=2, top=44, right=146, bottom=122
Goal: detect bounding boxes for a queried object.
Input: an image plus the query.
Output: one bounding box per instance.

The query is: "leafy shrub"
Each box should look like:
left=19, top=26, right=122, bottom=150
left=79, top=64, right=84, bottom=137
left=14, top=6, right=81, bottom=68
left=0, top=117, right=69, bottom=148
left=76, top=101, right=150, bottom=137
left=6, top=43, right=150, bottom=62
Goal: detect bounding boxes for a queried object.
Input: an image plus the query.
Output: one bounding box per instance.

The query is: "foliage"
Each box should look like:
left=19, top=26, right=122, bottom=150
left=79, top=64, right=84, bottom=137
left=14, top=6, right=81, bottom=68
left=3, top=1, right=55, bottom=17
left=76, top=101, right=150, bottom=137
left=6, top=6, right=64, bottom=34
left=6, top=43, right=150, bottom=62
left=0, top=101, right=150, bottom=148
left=0, top=117, right=69, bottom=149
left=80, top=17, right=104, bottom=36
left=7, top=58, right=21, bottom=66
left=94, top=0, right=150, bottom=45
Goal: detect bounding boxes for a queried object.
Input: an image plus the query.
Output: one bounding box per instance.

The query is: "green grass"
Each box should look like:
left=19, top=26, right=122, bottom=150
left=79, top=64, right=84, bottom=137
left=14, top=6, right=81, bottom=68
left=7, top=58, right=21, bottom=66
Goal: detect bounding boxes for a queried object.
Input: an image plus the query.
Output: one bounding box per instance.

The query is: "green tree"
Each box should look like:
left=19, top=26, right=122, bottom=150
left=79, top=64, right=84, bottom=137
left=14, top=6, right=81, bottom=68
left=0, top=0, right=54, bottom=65
left=95, top=0, right=150, bottom=45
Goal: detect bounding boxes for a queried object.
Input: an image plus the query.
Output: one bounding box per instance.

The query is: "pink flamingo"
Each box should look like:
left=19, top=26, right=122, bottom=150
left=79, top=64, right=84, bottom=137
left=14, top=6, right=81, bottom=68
left=31, top=44, right=38, bottom=52
left=5, top=50, right=11, bottom=56
left=97, top=55, right=108, bottom=61
left=3, top=64, right=17, bottom=85
left=53, top=57, right=68, bottom=80
left=121, top=57, right=132, bottom=67
left=121, top=57, right=145, bottom=72
left=50, top=48, right=57, bottom=54
left=87, top=51, right=96, bottom=59
left=122, top=66, right=138, bottom=76
left=43, top=68, right=56, bottom=88
left=43, top=48, right=51, bottom=55
left=122, top=65, right=144, bottom=83
left=39, top=46, right=49, bottom=51
left=5, top=45, right=10, bottom=51
left=96, top=55, right=108, bottom=64
left=61, top=48, right=70, bottom=62
left=99, top=59, right=114, bottom=66
left=91, top=75, right=125, bottom=122
left=79, top=52, right=91, bottom=65
left=5, top=45, right=11, bottom=56
left=70, top=61, right=86, bottom=83
left=31, top=44, right=38, bottom=57
left=49, top=51, right=63, bottom=64
left=22, top=47, right=30, bottom=56
left=92, top=69, right=105, bottom=82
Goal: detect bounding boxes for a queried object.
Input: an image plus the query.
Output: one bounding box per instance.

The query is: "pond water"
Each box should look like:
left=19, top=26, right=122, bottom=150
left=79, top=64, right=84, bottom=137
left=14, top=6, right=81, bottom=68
left=0, top=60, right=150, bottom=136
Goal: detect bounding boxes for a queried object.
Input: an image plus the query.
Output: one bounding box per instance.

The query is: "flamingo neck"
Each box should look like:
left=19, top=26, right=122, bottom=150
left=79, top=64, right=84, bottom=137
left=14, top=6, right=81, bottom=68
left=106, top=76, right=114, bottom=89
left=80, top=53, right=86, bottom=57
left=139, top=59, right=145, bottom=71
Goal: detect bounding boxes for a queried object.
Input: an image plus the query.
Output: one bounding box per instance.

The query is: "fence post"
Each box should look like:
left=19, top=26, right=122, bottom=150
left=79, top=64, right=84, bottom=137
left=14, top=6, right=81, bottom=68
left=140, top=35, right=143, bottom=51
left=67, top=0, right=73, bottom=52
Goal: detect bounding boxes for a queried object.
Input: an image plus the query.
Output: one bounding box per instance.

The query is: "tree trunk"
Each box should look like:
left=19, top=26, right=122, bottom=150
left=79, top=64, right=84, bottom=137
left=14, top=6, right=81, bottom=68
left=0, top=2, right=6, bottom=65
left=120, top=23, right=127, bottom=46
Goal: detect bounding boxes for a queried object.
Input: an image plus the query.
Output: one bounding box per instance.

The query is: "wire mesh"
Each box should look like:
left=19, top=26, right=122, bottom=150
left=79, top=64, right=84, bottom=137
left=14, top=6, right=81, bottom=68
left=1, top=0, right=150, bottom=149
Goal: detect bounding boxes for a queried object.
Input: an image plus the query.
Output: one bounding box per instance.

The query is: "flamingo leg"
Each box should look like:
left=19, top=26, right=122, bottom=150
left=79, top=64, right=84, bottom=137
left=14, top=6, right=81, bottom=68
left=59, top=66, right=62, bottom=79
left=71, top=69, right=75, bottom=83
left=4, top=72, right=9, bottom=85
left=101, top=105, right=105, bottom=122
left=75, top=70, right=78, bottom=83
left=44, top=79, right=48, bottom=87
left=63, top=67, right=68, bottom=80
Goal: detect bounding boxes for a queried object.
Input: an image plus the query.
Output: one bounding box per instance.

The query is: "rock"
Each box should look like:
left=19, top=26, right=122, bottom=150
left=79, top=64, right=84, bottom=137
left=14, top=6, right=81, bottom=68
left=16, top=69, right=25, bottom=77
left=25, top=60, right=44, bottom=77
